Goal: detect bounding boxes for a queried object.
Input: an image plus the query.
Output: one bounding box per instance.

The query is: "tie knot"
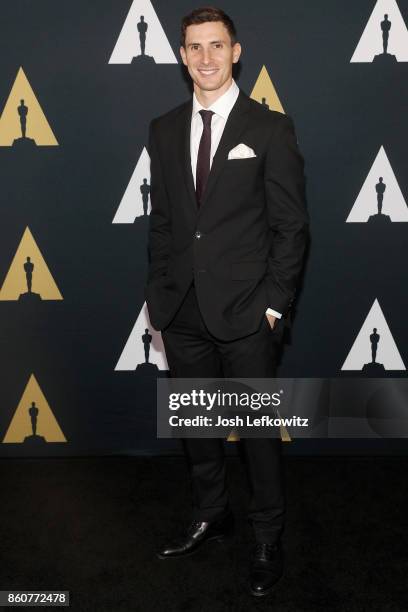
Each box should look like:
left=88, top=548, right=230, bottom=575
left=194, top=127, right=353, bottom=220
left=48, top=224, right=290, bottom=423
left=199, top=109, right=214, bottom=126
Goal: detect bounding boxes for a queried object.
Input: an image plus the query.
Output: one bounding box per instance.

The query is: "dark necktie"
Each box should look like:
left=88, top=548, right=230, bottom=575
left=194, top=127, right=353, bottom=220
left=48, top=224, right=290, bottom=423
left=195, top=109, right=214, bottom=206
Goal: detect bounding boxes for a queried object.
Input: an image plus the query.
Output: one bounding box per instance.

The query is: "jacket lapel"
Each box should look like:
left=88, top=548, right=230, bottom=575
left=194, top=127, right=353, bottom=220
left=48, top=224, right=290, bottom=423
left=199, top=91, right=251, bottom=212
left=180, top=90, right=252, bottom=215
left=181, top=97, right=197, bottom=209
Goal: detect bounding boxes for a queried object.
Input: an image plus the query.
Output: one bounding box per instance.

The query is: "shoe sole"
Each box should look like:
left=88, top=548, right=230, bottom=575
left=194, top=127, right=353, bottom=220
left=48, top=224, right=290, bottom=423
left=156, top=531, right=233, bottom=560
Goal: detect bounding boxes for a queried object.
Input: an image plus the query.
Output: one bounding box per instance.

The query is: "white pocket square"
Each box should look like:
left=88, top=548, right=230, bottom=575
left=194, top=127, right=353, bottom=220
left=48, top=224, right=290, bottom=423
left=227, top=143, right=257, bottom=159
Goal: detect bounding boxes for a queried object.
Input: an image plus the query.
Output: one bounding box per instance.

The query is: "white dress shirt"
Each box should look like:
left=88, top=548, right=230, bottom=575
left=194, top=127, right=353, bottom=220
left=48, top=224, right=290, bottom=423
left=190, top=79, right=282, bottom=321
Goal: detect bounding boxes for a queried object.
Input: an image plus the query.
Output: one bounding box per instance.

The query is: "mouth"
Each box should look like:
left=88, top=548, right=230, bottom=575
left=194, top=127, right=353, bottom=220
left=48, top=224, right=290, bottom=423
left=197, top=68, right=219, bottom=77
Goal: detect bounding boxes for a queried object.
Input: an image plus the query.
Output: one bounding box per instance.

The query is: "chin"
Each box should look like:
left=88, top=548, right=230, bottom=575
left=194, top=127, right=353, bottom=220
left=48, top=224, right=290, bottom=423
left=195, top=76, right=226, bottom=92
left=198, top=83, right=222, bottom=92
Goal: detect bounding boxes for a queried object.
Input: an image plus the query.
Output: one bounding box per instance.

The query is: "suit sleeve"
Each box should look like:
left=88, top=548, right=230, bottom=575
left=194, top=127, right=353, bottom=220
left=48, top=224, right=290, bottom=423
left=146, top=119, right=172, bottom=285
left=263, top=114, right=309, bottom=315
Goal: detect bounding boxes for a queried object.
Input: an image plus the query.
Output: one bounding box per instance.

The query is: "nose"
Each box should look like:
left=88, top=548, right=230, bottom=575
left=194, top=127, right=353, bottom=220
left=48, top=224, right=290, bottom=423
left=201, top=48, right=212, bottom=64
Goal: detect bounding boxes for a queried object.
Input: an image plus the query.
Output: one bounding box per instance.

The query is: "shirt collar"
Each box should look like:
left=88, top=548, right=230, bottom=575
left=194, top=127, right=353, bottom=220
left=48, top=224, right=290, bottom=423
left=192, top=79, right=240, bottom=120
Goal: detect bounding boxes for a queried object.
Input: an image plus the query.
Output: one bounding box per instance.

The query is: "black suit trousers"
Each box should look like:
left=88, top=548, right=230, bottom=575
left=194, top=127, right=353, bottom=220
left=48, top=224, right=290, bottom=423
left=161, top=280, right=286, bottom=544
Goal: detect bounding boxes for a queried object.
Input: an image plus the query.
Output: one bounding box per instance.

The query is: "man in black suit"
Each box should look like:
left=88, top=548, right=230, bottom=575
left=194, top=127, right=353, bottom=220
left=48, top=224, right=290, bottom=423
left=145, top=7, right=308, bottom=597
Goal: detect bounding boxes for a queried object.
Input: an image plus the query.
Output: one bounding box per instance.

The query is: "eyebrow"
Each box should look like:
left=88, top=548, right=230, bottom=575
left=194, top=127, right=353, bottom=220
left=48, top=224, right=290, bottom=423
left=188, top=40, right=225, bottom=46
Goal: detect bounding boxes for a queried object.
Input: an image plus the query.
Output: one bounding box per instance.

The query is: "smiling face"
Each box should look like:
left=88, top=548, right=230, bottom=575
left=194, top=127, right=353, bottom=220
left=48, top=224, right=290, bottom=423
left=180, top=21, right=241, bottom=103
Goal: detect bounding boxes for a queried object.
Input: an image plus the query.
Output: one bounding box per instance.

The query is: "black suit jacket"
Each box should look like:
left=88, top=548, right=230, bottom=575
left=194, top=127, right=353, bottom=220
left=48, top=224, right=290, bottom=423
left=145, top=89, right=309, bottom=341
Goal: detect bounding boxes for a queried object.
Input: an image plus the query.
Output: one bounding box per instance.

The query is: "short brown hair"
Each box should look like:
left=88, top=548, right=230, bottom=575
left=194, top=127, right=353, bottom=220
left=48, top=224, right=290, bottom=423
left=180, top=6, right=237, bottom=48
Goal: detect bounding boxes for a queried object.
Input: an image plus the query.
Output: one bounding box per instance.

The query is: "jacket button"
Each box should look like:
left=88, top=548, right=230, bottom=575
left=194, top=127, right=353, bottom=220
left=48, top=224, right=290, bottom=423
left=194, top=231, right=202, bottom=239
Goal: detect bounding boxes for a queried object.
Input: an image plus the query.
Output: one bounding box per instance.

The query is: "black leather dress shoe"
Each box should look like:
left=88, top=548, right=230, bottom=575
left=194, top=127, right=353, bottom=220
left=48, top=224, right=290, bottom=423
left=249, top=541, right=284, bottom=597
left=156, top=512, right=234, bottom=560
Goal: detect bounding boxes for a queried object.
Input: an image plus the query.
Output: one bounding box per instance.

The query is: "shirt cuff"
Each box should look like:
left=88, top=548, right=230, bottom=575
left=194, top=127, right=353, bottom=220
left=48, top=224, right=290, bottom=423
left=265, top=307, right=282, bottom=319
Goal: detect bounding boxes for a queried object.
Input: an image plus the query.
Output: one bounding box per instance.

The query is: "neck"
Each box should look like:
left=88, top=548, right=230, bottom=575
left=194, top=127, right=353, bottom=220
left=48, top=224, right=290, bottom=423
left=193, top=77, right=233, bottom=108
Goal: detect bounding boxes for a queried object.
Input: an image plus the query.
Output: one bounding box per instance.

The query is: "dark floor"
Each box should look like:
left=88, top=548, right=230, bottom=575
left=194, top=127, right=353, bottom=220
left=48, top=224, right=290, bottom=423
left=0, top=455, right=407, bottom=611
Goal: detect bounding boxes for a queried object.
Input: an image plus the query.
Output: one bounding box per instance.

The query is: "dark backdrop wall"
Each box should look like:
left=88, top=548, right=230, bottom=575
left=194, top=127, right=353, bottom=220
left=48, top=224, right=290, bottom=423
left=0, top=0, right=407, bottom=457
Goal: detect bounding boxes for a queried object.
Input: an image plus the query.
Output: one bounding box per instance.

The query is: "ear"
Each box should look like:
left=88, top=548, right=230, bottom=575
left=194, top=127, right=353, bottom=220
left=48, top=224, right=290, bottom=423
left=180, top=46, right=187, bottom=66
left=232, top=42, right=242, bottom=64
